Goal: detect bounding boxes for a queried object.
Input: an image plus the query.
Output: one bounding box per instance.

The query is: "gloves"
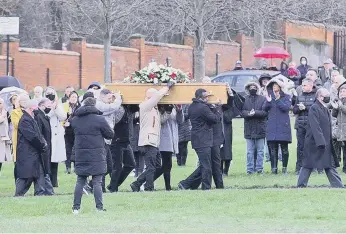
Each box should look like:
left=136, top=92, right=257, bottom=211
left=167, top=80, right=175, bottom=90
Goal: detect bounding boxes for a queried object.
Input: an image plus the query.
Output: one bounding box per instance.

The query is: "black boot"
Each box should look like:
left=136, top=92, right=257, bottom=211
left=164, top=173, right=171, bottom=191
left=282, top=167, right=287, bottom=175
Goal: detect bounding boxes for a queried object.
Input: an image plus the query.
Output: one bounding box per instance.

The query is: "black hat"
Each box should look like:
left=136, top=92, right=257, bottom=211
left=82, top=92, right=94, bottom=102
left=83, top=97, right=96, bottom=106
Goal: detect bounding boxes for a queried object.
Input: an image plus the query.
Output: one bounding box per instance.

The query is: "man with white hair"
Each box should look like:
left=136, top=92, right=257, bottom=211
left=319, top=59, right=335, bottom=85
left=297, top=88, right=343, bottom=188
left=130, top=82, right=173, bottom=192
left=15, top=99, right=49, bottom=196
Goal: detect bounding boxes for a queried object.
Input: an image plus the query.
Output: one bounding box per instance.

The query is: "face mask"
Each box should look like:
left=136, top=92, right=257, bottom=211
left=323, top=97, right=330, bottom=104
left=46, top=94, right=55, bottom=101
left=249, top=89, right=257, bottom=96
left=301, top=60, right=307, bottom=65
left=44, top=108, right=51, bottom=114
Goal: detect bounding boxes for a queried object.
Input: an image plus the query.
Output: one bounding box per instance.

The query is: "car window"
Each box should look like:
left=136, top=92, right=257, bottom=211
left=212, top=76, right=235, bottom=85
left=233, top=75, right=258, bottom=92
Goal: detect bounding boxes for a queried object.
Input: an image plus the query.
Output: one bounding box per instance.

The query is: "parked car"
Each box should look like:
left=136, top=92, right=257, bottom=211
left=212, top=70, right=281, bottom=97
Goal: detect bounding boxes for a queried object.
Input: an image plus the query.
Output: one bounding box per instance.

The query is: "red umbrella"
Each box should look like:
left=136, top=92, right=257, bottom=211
left=254, top=46, right=290, bottom=59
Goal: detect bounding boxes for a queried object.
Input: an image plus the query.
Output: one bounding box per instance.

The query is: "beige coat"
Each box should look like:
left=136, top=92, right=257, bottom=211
left=138, top=88, right=168, bottom=148
left=0, top=109, right=12, bottom=162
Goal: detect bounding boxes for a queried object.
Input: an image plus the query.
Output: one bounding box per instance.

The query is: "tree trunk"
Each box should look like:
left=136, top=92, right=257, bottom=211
left=50, top=0, right=63, bottom=50
left=254, top=20, right=265, bottom=68
left=194, top=46, right=206, bottom=81
left=104, top=31, right=112, bottom=83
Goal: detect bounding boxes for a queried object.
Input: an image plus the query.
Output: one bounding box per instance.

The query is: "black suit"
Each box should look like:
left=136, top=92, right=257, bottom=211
left=179, top=99, right=221, bottom=190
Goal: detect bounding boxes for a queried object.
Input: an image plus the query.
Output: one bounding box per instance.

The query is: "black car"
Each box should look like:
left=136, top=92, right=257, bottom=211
left=212, top=70, right=281, bottom=97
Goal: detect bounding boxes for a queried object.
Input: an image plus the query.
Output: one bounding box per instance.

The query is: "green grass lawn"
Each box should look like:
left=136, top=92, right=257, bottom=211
left=1, top=119, right=346, bottom=232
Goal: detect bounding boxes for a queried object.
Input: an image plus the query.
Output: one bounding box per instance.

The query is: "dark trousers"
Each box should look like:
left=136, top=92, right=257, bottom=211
left=341, top=141, right=346, bottom=172
left=296, top=127, right=306, bottom=172
left=180, top=147, right=212, bottom=190
left=177, top=141, right=189, bottom=166
left=15, top=164, right=48, bottom=196
left=0, top=163, right=2, bottom=172
left=221, top=160, right=231, bottom=175
left=64, top=134, right=74, bottom=170
left=109, top=142, right=135, bottom=191
left=133, top=146, right=161, bottom=191
left=134, top=151, right=144, bottom=177
left=73, top=174, right=103, bottom=210
left=50, top=162, right=59, bottom=187
left=154, top=151, right=173, bottom=190
left=268, top=141, right=289, bottom=170
left=333, top=139, right=342, bottom=162
left=211, top=146, right=224, bottom=188
left=297, top=167, right=344, bottom=188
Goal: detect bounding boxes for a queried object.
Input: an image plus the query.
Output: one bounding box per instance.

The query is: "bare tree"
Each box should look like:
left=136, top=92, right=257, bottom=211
left=147, top=0, right=235, bottom=81
left=64, top=0, right=151, bottom=83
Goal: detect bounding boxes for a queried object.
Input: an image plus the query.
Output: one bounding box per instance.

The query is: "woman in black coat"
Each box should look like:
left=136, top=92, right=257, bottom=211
left=71, top=97, right=114, bottom=213
left=220, top=104, right=234, bottom=176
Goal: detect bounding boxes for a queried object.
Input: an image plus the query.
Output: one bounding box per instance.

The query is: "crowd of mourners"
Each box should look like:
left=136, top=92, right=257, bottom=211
left=0, top=57, right=345, bottom=213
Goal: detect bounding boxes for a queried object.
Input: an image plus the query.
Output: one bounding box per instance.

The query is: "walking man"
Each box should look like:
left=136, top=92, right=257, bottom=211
left=15, top=99, right=48, bottom=196
left=130, top=83, right=172, bottom=192
left=178, top=89, right=222, bottom=190
left=297, top=88, right=343, bottom=188
left=71, top=97, right=114, bottom=213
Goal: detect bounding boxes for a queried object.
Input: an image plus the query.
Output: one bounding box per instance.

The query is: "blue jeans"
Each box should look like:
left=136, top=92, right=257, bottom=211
left=246, top=138, right=265, bottom=173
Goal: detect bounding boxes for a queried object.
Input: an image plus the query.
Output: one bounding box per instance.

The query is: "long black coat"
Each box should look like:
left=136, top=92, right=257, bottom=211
left=71, top=106, right=114, bottom=176
left=188, top=99, right=221, bottom=149
left=34, top=109, right=52, bottom=174
left=16, top=111, right=46, bottom=179
left=303, top=101, right=339, bottom=169
left=221, top=105, right=235, bottom=161
left=209, top=104, right=224, bottom=146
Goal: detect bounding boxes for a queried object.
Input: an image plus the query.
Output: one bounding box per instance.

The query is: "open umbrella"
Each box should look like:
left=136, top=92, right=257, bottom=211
left=254, top=46, right=290, bottom=59
left=0, top=76, right=23, bottom=90
left=0, top=86, right=27, bottom=111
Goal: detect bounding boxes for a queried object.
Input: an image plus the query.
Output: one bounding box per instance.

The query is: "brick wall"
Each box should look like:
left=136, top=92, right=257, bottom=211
left=0, top=20, right=336, bottom=91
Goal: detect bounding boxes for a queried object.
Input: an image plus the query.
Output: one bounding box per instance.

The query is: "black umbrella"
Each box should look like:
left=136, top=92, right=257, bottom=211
left=0, top=76, right=23, bottom=90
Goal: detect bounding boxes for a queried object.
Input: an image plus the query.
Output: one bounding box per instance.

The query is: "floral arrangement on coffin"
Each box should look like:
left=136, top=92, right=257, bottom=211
left=123, top=62, right=193, bottom=84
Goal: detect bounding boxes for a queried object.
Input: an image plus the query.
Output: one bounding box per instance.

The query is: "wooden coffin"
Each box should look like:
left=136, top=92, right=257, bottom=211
left=105, top=83, right=228, bottom=104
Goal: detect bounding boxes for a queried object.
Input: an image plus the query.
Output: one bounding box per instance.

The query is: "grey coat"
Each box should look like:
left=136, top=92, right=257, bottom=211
left=159, top=109, right=184, bottom=153
left=178, top=105, right=191, bottom=142
left=332, top=99, right=346, bottom=142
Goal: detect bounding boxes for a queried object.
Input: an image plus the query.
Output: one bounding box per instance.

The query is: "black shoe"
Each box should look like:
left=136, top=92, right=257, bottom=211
left=282, top=167, right=287, bottom=175
left=165, top=185, right=172, bottom=191
left=223, top=172, right=228, bottom=176
left=107, top=185, right=117, bottom=193
left=130, top=182, right=140, bottom=192
left=66, top=168, right=71, bottom=174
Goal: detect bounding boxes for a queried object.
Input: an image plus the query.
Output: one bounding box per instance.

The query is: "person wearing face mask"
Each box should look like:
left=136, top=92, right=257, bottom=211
left=178, top=89, right=222, bottom=190
left=293, top=78, right=317, bottom=174
left=331, top=85, right=346, bottom=174
left=63, top=91, right=80, bottom=174
left=34, top=98, right=55, bottom=195
left=44, top=87, right=67, bottom=187
left=264, top=79, right=292, bottom=174
left=15, top=99, right=49, bottom=196
left=297, top=88, right=343, bottom=187
left=297, top=57, right=312, bottom=79
left=241, top=82, right=267, bottom=174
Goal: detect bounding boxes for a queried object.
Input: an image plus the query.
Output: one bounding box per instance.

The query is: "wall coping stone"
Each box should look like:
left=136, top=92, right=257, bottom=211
left=145, top=41, right=193, bottom=50
left=19, top=47, right=80, bottom=56
left=86, top=43, right=139, bottom=53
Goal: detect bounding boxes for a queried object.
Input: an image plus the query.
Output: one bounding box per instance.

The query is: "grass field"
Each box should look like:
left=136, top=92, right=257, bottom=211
left=1, top=118, right=346, bottom=233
